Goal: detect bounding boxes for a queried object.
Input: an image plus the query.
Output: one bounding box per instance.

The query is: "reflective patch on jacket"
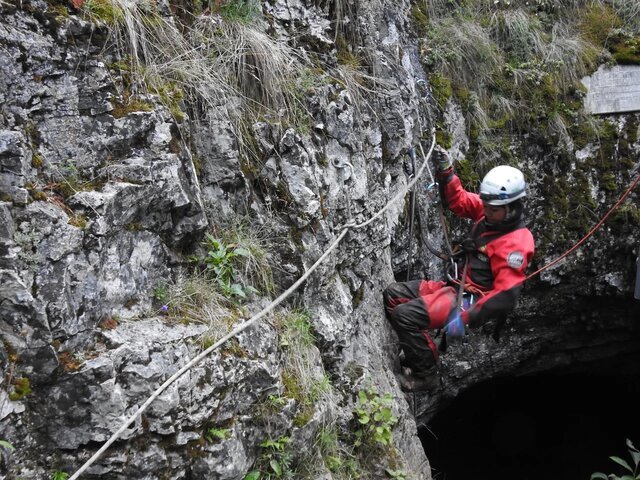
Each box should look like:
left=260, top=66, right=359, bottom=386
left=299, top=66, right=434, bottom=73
left=507, top=251, right=525, bottom=269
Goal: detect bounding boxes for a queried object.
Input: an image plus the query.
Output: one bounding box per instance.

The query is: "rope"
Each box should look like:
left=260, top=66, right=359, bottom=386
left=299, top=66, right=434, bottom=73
left=69, top=130, right=437, bottom=480
left=526, top=173, right=640, bottom=280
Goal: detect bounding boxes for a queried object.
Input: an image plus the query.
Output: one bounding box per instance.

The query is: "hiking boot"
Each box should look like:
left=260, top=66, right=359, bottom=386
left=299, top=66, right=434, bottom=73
left=399, top=354, right=411, bottom=370
left=398, top=371, right=441, bottom=392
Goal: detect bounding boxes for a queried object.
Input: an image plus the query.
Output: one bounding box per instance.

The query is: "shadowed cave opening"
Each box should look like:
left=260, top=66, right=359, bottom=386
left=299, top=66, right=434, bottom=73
left=420, top=354, right=640, bottom=480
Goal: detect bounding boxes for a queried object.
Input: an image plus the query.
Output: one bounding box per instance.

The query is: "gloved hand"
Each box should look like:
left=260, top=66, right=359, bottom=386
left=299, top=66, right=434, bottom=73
left=445, top=309, right=465, bottom=338
left=432, top=145, right=452, bottom=172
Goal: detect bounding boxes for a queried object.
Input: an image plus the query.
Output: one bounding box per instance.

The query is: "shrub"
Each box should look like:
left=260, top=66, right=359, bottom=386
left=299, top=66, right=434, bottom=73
left=591, top=439, right=640, bottom=480
left=352, top=388, right=398, bottom=448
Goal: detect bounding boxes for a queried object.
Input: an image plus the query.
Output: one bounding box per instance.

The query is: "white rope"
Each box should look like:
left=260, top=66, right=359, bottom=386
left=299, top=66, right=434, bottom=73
left=69, top=129, right=436, bottom=480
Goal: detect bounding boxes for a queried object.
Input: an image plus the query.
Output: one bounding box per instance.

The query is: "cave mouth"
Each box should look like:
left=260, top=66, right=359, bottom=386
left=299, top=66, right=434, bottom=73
left=420, top=356, right=640, bottom=480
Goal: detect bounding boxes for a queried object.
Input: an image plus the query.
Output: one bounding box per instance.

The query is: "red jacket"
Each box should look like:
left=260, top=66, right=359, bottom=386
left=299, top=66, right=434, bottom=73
left=442, top=174, right=535, bottom=327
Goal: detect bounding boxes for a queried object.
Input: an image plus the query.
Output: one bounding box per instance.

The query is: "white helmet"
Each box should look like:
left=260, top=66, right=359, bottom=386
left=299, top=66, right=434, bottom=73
left=479, top=165, right=526, bottom=206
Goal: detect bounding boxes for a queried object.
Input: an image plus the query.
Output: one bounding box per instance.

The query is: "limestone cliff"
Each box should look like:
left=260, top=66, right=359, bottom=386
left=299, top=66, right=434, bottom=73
left=0, top=1, right=639, bottom=479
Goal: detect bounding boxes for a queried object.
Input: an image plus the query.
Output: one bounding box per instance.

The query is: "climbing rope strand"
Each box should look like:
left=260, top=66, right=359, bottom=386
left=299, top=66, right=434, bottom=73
left=418, top=141, right=455, bottom=260
left=69, top=228, right=349, bottom=480
left=526, top=173, right=640, bottom=280
left=353, top=130, right=436, bottom=230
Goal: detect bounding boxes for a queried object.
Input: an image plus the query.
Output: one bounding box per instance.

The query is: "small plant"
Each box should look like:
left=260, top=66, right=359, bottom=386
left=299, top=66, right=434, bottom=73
left=0, top=439, right=14, bottom=470
left=204, top=427, right=230, bottom=443
left=267, top=395, right=287, bottom=409
left=245, top=436, right=294, bottom=479
left=214, top=0, right=261, bottom=24
left=316, top=426, right=360, bottom=478
left=192, top=233, right=256, bottom=298
left=51, top=471, right=69, bottom=480
left=152, top=283, right=169, bottom=305
left=591, top=439, right=640, bottom=480
left=352, top=388, right=398, bottom=448
left=386, top=468, right=408, bottom=479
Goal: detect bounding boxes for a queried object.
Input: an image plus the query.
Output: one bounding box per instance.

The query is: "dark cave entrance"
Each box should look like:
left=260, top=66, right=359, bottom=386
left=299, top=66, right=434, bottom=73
left=420, top=354, right=640, bottom=480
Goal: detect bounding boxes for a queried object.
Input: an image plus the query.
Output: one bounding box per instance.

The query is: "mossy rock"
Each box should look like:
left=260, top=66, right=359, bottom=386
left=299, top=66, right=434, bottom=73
left=610, top=33, right=640, bottom=65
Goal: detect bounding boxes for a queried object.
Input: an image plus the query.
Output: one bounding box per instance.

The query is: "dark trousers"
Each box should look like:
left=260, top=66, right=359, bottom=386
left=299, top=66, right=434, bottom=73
left=383, top=280, right=440, bottom=376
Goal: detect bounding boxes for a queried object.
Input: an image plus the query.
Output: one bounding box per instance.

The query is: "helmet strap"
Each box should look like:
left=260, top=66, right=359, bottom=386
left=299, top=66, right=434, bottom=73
left=504, top=200, right=523, bottom=223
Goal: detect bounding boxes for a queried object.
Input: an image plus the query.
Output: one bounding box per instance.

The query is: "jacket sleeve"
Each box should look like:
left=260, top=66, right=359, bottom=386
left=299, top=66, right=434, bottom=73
left=462, top=228, right=535, bottom=327
left=441, top=173, right=485, bottom=221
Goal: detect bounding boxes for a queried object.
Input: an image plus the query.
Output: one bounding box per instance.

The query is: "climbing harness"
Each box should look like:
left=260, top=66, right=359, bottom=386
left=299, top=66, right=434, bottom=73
left=68, top=131, right=439, bottom=480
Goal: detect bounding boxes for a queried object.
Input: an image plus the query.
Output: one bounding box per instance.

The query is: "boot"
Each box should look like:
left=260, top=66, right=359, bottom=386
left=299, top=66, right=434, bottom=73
left=398, top=370, right=441, bottom=392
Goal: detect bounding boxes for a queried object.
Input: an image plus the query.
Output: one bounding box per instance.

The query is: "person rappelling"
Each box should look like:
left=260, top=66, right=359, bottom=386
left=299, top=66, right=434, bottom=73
left=383, top=146, right=536, bottom=392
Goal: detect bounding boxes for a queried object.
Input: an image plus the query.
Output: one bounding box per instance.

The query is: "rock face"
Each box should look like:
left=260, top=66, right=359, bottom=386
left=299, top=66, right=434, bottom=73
left=0, top=1, right=639, bottom=480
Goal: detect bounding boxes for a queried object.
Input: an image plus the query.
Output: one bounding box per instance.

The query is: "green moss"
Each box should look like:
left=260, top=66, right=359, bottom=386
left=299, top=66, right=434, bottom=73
left=282, top=370, right=300, bottom=400
left=606, top=203, right=640, bottom=234
left=51, top=175, right=104, bottom=199
left=569, top=120, right=599, bottom=150
left=336, top=35, right=359, bottom=67
left=428, top=73, right=452, bottom=110
left=434, top=129, right=452, bottom=149
left=112, top=94, right=154, bottom=119
left=32, top=152, right=43, bottom=169
left=149, top=82, right=186, bottom=122
left=275, top=182, right=293, bottom=206
left=578, top=4, right=622, bottom=47
left=352, top=284, right=364, bottom=309
left=192, top=155, right=203, bottom=176
left=293, top=406, right=314, bottom=427
left=452, top=83, right=470, bottom=105
left=410, top=2, right=429, bottom=36
left=82, top=0, right=124, bottom=25
left=9, top=377, right=31, bottom=401
left=26, top=183, right=48, bottom=202
left=455, top=158, right=480, bottom=188
left=220, top=338, right=247, bottom=358
left=125, top=222, right=142, bottom=232
left=24, top=121, right=40, bottom=144
left=3, top=339, right=19, bottom=363
left=68, top=215, right=88, bottom=229
left=610, top=33, right=640, bottom=65
left=48, top=4, right=70, bottom=18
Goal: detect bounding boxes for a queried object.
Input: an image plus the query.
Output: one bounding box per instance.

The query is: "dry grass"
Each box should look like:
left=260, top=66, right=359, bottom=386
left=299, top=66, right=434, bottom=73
left=489, top=9, right=546, bottom=61
left=428, top=18, right=502, bottom=93
left=88, top=0, right=309, bottom=133
left=420, top=0, right=615, bottom=142
left=546, top=112, right=573, bottom=153
left=544, top=22, right=599, bottom=91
